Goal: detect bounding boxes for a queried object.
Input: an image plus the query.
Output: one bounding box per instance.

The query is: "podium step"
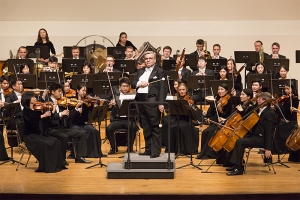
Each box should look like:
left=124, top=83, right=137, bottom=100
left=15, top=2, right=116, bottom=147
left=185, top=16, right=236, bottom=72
left=123, top=153, right=175, bottom=169
left=106, top=162, right=175, bottom=179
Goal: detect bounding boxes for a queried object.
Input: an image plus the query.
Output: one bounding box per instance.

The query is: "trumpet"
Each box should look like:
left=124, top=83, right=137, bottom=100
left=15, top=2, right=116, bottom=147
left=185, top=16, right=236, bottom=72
left=203, top=41, right=211, bottom=59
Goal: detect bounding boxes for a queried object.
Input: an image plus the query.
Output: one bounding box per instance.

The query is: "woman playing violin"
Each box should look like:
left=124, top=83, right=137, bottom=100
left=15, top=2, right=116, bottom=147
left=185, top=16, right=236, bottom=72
left=62, top=81, right=76, bottom=98
left=196, top=83, right=232, bottom=159
left=273, top=82, right=299, bottom=157
left=69, top=83, right=106, bottom=158
left=21, top=92, right=67, bottom=172
left=162, top=82, right=199, bottom=154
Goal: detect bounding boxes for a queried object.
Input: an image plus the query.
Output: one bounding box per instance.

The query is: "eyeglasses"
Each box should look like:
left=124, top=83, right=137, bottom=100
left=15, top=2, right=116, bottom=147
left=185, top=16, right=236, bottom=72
left=144, top=57, right=154, bottom=60
left=120, top=85, right=129, bottom=88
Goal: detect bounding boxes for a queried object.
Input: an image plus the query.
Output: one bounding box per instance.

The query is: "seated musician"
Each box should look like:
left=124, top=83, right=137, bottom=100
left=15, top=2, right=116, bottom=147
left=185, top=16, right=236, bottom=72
left=19, top=63, right=30, bottom=74
left=162, top=82, right=198, bottom=154
left=191, top=57, right=214, bottom=103
left=174, top=55, right=191, bottom=84
left=69, top=83, right=107, bottom=158
left=100, top=55, right=120, bottom=73
left=216, top=65, right=230, bottom=80
left=70, top=46, right=85, bottom=59
left=196, top=83, right=232, bottom=159
left=41, top=83, right=91, bottom=164
left=173, top=79, right=182, bottom=96
left=124, top=46, right=135, bottom=60
left=227, top=58, right=242, bottom=97
left=105, top=77, right=137, bottom=154
left=62, top=81, right=76, bottom=98
left=46, top=56, right=59, bottom=72
left=275, top=65, right=288, bottom=79
left=211, top=44, right=226, bottom=59
left=255, top=62, right=265, bottom=74
left=191, top=39, right=211, bottom=60
left=227, top=92, right=276, bottom=176
left=79, top=63, right=94, bottom=74
left=21, top=92, right=67, bottom=172
left=268, top=42, right=286, bottom=59
left=272, top=82, right=298, bottom=155
left=5, top=79, right=24, bottom=129
left=251, top=79, right=262, bottom=99
left=161, top=46, right=173, bottom=60
left=15, top=46, right=28, bottom=59
left=0, top=76, right=10, bottom=103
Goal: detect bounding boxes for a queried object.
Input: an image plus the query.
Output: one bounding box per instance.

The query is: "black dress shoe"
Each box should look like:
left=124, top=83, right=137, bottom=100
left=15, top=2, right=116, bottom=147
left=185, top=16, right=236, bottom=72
left=150, top=154, right=159, bottom=158
left=225, top=166, right=235, bottom=171
left=75, top=157, right=92, bottom=163
left=67, top=154, right=75, bottom=159
left=226, top=168, right=244, bottom=176
left=139, top=152, right=151, bottom=156
left=108, top=148, right=118, bottom=155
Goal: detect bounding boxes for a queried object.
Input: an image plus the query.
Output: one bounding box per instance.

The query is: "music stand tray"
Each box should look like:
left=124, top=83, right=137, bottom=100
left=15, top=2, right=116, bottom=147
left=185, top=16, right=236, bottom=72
left=208, top=80, right=233, bottom=95
left=167, top=71, right=178, bottom=80
left=264, top=58, right=289, bottom=73
left=16, top=74, right=37, bottom=88
left=114, top=60, right=136, bottom=74
left=62, top=58, right=85, bottom=73
left=107, top=47, right=126, bottom=60
left=26, top=46, right=49, bottom=59
left=71, top=74, right=97, bottom=89
left=39, top=72, right=64, bottom=82
left=270, top=79, right=297, bottom=97
left=93, top=80, right=118, bottom=98
left=247, top=74, right=271, bottom=92
left=206, top=58, right=227, bottom=72
left=162, top=60, right=176, bottom=71
left=188, top=75, right=214, bottom=90
left=98, top=72, right=121, bottom=81
left=184, top=54, right=197, bottom=68
left=234, top=51, right=259, bottom=63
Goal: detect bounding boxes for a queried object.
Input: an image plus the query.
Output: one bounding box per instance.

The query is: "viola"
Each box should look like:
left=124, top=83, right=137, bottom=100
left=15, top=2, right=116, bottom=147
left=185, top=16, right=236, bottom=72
left=182, top=94, right=194, bottom=105
left=3, top=88, right=13, bottom=96
left=217, top=94, right=230, bottom=113
left=33, top=101, right=54, bottom=111
left=57, top=97, right=78, bottom=107
left=65, top=89, right=76, bottom=98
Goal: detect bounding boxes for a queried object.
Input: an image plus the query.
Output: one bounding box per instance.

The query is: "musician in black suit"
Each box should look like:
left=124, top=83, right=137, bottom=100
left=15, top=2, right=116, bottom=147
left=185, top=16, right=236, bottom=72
left=245, top=40, right=269, bottom=74
left=70, top=46, right=85, bottom=60
left=42, top=83, right=91, bottom=164
left=106, top=78, right=137, bottom=154
left=191, top=57, right=214, bottom=103
left=5, top=79, right=24, bottom=129
left=227, top=92, right=276, bottom=176
left=100, top=55, right=121, bottom=73
left=191, top=39, right=211, bottom=60
left=131, top=51, right=167, bottom=158
left=268, top=42, right=286, bottom=59
left=171, top=55, right=191, bottom=84
left=211, top=44, right=226, bottom=59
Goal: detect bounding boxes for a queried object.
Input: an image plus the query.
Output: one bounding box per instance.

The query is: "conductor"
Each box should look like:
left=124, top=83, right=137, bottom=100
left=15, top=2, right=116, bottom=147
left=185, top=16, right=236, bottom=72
left=132, top=51, right=167, bottom=158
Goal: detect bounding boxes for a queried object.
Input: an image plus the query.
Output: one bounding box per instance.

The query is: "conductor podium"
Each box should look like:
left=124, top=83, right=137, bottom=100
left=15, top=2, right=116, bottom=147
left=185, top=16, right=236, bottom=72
left=106, top=101, right=175, bottom=179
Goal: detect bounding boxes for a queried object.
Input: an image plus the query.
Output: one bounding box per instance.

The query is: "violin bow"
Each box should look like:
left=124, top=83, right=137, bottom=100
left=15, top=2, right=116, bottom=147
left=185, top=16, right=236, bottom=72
left=211, top=87, right=220, bottom=119
left=290, top=76, right=292, bottom=112
left=44, top=73, right=51, bottom=113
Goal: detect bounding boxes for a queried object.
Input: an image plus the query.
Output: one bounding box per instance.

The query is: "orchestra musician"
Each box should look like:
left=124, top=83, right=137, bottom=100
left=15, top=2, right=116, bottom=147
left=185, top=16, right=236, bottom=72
left=251, top=78, right=262, bottom=99
left=174, top=55, right=191, bottom=84
left=70, top=46, right=85, bottom=59
left=216, top=65, right=230, bottom=80
left=80, top=63, right=94, bottom=74
left=268, top=42, right=286, bottom=59
left=161, top=46, right=173, bottom=60
left=272, top=82, right=299, bottom=154
left=196, top=83, right=232, bottom=159
left=21, top=92, right=67, bottom=172
left=46, top=56, right=59, bottom=72
left=191, top=57, right=214, bottom=103
left=19, top=63, right=30, bottom=74
left=255, top=62, right=265, bottom=74
left=227, top=92, right=276, bottom=176
left=34, top=28, right=56, bottom=63
left=0, top=76, right=10, bottom=103
left=289, top=107, right=300, bottom=162
left=275, top=65, right=289, bottom=79
left=245, top=40, right=269, bottom=74
left=101, top=55, right=120, bottom=73
left=69, top=83, right=107, bottom=158
left=227, top=58, right=242, bottom=97
left=124, top=46, right=135, bottom=60
left=132, top=51, right=167, bottom=158
left=211, top=44, right=226, bottom=59
left=105, top=77, right=138, bottom=154
left=0, top=77, right=9, bottom=160
left=116, top=32, right=137, bottom=51
left=41, top=83, right=91, bottom=164
left=15, top=46, right=28, bottom=59
left=191, top=39, right=211, bottom=60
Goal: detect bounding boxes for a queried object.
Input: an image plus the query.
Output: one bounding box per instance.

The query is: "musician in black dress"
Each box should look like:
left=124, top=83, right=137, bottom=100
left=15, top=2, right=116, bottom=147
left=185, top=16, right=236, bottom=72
left=196, top=83, right=232, bottom=159
left=21, top=92, right=67, bottom=172
left=227, top=92, right=276, bottom=176
left=227, top=58, right=242, bottom=97
left=34, top=28, right=56, bottom=63
left=116, top=32, right=137, bottom=51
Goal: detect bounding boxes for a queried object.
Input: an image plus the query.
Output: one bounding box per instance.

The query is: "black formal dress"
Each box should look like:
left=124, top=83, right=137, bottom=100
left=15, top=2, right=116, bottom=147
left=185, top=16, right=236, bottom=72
left=197, top=95, right=233, bottom=159
left=34, top=41, right=56, bottom=58
left=23, top=108, right=66, bottom=172
left=116, top=41, right=137, bottom=51
left=132, top=64, right=167, bottom=156
left=70, top=103, right=104, bottom=158
left=229, top=106, right=276, bottom=166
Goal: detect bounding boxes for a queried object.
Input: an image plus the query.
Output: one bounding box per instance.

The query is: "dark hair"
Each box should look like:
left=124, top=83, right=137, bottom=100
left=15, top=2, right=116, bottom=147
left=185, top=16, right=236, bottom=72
left=106, top=55, right=114, bottom=60
left=49, top=56, right=58, bottom=63
left=20, top=63, right=29, bottom=73
left=125, top=46, right=133, bottom=51
left=10, top=79, right=22, bottom=88
left=119, top=77, right=131, bottom=86
left=218, top=83, right=229, bottom=91
left=284, top=81, right=298, bottom=96
left=0, top=76, right=9, bottom=83
left=21, top=92, right=35, bottom=110
left=227, top=58, right=237, bottom=73
left=213, top=44, right=221, bottom=49
left=217, top=65, right=229, bottom=80
left=198, top=57, right=206, bottom=61
left=174, top=79, right=183, bottom=84
left=118, top=32, right=127, bottom=42
left=163, top=46, right=172, bottom=53
left=242, top=88, right=253, bottom=99
left=255, top=62, right=265, bottom=73
left=278, top=65, right=288, bottom=72
left=272, top=42, right=280, bottom=48
left=49, top=83, right=63, bottom=93
left=37, top=28, right=49, bottom=43
left=76, top=83, right=86, bottom=91
left=196, top=39, right=204, bottom=45
left=72, top=45, right=79, bottom=50
left=255, top=40, right=263, bottom=45
left=252, top=78, right=262, bottom=87
left=81, top=63, right=92, bottom=73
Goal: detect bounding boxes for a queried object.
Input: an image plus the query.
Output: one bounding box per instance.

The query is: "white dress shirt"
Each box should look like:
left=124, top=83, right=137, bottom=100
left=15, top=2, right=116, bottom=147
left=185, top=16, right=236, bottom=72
left=137, top=66, right=154, bottom=93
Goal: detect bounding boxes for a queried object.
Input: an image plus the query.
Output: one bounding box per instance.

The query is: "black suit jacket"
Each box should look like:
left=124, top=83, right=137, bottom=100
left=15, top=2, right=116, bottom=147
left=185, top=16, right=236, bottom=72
left=131, top=64, right=167, bottom=102
left=251, top=106, right=276, bottom=150
left=100, top=67, right=121, bottom=73
left=5, top=92, right=22, bottom=118
left=192, top=67, right=214, bottom=76
left=191, top=50, right=211, bottom=60
left=268, top=54, right=286, bottom=59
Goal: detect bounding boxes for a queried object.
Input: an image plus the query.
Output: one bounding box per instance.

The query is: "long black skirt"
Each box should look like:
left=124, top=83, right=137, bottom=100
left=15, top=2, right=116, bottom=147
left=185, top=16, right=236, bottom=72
left=0, top=131, right=9, bottom=161
left=23, top=134, right=66, bottom=173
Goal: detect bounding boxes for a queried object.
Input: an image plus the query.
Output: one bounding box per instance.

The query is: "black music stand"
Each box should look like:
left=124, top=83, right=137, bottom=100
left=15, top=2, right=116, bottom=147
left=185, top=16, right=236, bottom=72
left=14, top=74, right=37, bottom=88
left=206, top=58, right=227, bottom=73
left=62, top=58, right=85, bottom=73
left=63, top=46, right=86, bottom=59
left=114, top=60, right=136, bottom=74
left=176, top=102, right=202, bottom=170
left=166, top=71, right=178, bottom=81
left=71, top=74, right=97, bottom=89
left=166, top=99, right=189, bottom=158
left=264, top=58, right=289, bottom=73
left=0, top=103, right=23, bottom=165
left=107, top=47, right=126, bottom=59
left=234, top=51, right=259, bottom=87
left=208, top=80, right=233, bottom=96
left=296, top=50, right=300, bottom=63
left=271, top=79, right=297, bottom=97
left=247, top=74, right=271, bottom=92
left=26, top=46, right=49, bottom=59
left=184, top=54, right=197, bottom=70
left=93, top=80, right=118, bottom=99
left=162, top=60, right=176, bottom=71
left=98, top=72, right=121, bottom=81
left=86, top=105, right=109, bottom=169
left=7, top=59, right=34, bottom=74
left=40, top=72, right=64, bottom=82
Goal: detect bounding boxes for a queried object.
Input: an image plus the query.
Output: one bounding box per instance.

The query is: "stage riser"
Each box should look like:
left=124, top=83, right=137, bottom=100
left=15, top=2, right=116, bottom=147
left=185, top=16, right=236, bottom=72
left=107, top=172, right=174, bottom=179
left=125, top=162, right=174, bottom=169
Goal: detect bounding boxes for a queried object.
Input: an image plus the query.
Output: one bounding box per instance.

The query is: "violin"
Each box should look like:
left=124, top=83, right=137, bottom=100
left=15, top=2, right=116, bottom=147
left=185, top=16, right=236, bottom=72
left=66, top=89, right=76, bottom=98
left=4, top=88, right=13, bottom=96
left=182, top=94, right=194, bottom=105
left=277, top=95, right=296, bottom=103
left=217, top=94, right=230, bottom=113
left=57, top=97, right=78, bottom=107
left=33, top=101, right=54, bottom=111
